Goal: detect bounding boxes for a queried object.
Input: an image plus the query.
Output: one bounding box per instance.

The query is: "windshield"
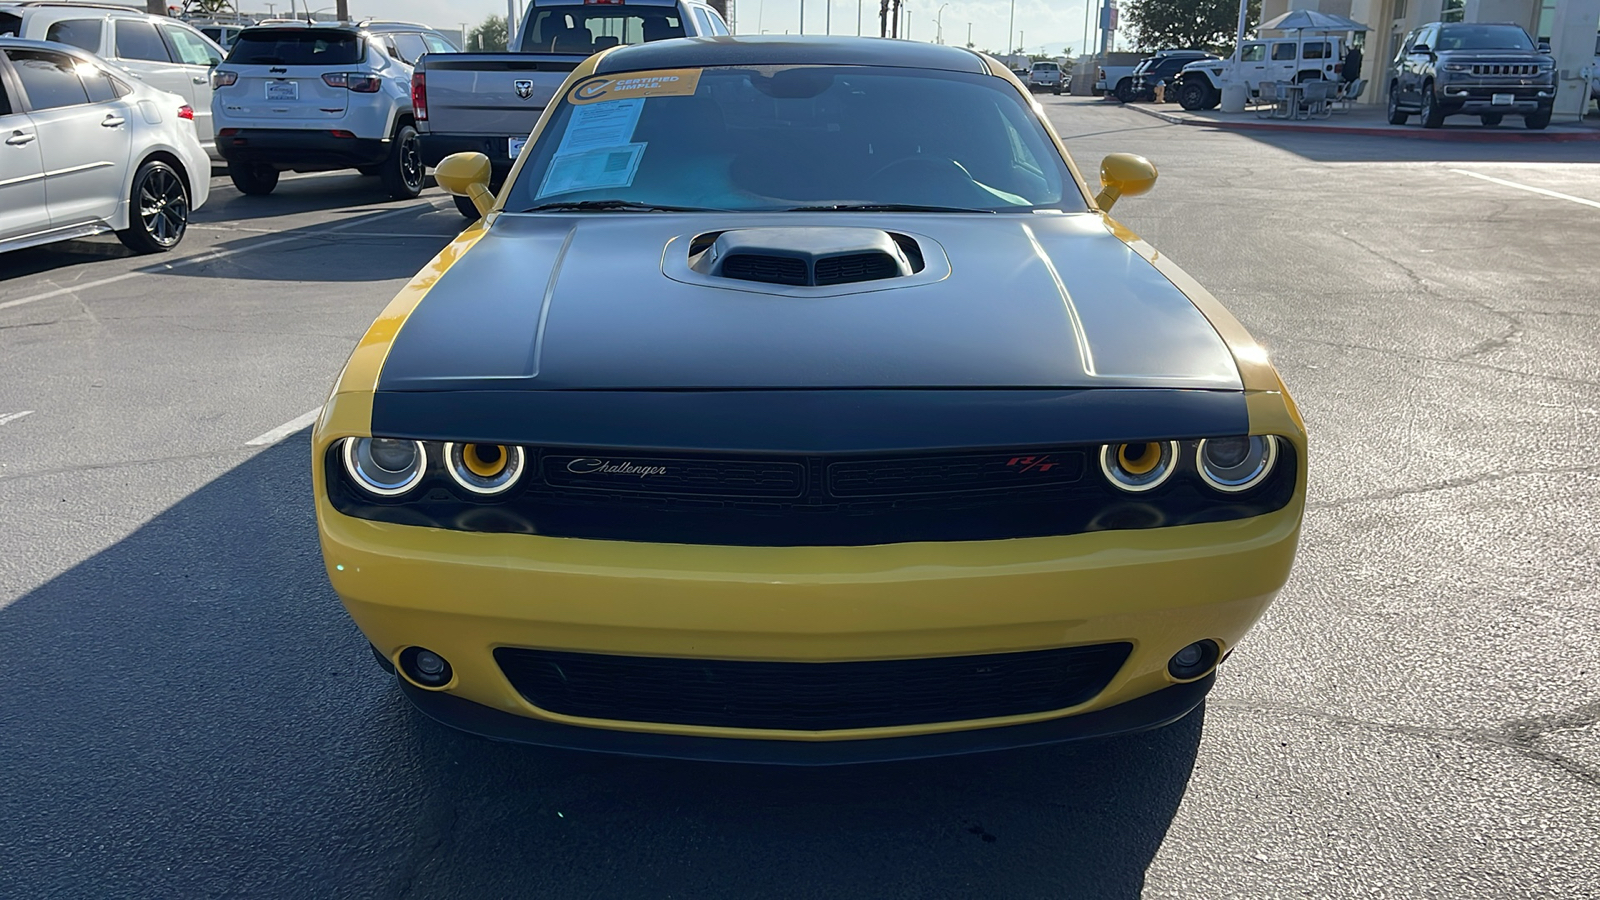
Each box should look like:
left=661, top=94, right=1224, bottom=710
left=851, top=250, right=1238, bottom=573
left=227, top=29, right=363, bottom=65
left=506, top=65, right=1082, bottom=214
left=518, top=6, right=684, bottom=53
left=1436, top=25, right=1535, bottom=51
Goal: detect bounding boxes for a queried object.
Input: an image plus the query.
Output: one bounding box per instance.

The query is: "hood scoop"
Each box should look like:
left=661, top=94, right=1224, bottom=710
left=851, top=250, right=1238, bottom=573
left=691, top=227, right=917, bottom=287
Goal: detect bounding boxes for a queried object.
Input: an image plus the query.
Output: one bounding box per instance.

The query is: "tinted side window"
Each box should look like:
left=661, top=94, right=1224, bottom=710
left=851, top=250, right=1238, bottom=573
left=0, top=12, right=20, bottom=37
left=1303, top=42, right=1330, bottom=59
left=1240, top=44, right=1266, bottom=62
left=707, top=13, right=729, bottom=35
left=692, top=8, right=712, bottom=33
left=45, top=19, right=103, bottom=52
left=80, top=66, right=122, bottom=103
left=0, top=73, right=10, bottom=115
left=5, top=48, right=91, bottom=110
left=116, top=19, right=172, bottom=62
left=423, top=33, right=456, bottom=52
left=392, top=33, right=428, bottom=63
left=1271, top=42, right=1297, bottom=61
left=161, top=24, right=219, bottom=66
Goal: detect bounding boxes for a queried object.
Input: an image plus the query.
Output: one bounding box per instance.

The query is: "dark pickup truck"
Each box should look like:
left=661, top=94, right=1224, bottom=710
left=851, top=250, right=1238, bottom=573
left=414, top=0, right=730, bottom=216
left=1387, top=22, right=1556, bottom=129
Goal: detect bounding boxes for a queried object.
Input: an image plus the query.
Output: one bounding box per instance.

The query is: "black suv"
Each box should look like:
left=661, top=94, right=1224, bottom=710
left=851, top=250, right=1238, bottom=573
left=1123, top=50, right=1216, bottom=102
left=1387, top=22, right=1556, bottom=129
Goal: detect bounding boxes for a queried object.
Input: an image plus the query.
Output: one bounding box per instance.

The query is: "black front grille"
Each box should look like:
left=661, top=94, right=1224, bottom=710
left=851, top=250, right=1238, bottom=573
left=721, top=254, right=808, bottom=285
left=814, top=252, right=900, bottom=286
left=494, top=644, right=1133, bottom=730
left=1469, top=63, right=1536, bottom=76
left=327, top=441, right=1300, bottom=545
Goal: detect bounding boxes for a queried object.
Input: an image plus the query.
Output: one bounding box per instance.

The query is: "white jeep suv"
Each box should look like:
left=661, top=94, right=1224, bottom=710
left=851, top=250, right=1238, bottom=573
left=210, top=20, right=457, bottom=200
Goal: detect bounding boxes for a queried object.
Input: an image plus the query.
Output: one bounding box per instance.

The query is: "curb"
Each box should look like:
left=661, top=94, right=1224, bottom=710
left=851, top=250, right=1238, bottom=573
left=1115, top=99, right=1600, bottom=142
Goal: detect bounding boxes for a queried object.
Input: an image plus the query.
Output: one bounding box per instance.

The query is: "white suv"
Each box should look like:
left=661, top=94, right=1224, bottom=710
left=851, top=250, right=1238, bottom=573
left=0, top=2, right=226, bottom=159
left=210, top=20, right=457, bottom=200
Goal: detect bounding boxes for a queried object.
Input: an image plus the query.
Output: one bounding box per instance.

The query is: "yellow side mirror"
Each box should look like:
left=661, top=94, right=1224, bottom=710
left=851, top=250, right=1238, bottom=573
left=435, top=152, right=496, bottom=217
left=1095, top=153, right=1158, bottom=212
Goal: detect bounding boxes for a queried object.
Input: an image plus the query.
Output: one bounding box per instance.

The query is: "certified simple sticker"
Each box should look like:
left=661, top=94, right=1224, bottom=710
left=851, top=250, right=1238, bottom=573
left=568, top=68, right=702, bottom=104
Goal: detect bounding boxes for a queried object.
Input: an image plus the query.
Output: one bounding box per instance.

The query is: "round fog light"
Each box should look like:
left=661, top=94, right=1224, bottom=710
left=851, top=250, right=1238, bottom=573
left=1168, top=639, right=1220, bottom=680
left=398, top=646, right=454, bottom=688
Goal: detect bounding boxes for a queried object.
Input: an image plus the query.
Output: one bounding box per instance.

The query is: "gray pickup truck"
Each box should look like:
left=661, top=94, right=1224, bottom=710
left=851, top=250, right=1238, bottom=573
left=415, top=0, right=730, bottom=216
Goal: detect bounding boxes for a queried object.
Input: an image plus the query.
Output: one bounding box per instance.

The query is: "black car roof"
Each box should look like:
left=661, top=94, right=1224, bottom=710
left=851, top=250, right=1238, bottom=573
left=594, top=36, right=990, bottom=76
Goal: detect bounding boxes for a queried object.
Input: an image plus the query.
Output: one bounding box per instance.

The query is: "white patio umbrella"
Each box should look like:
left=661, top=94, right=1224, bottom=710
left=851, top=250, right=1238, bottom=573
left=1259, top=9, right=1370, bottom=36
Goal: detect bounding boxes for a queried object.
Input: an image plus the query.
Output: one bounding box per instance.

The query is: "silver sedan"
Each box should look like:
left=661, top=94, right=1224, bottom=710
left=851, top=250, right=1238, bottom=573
left=0, top=36, right=211, bottom=256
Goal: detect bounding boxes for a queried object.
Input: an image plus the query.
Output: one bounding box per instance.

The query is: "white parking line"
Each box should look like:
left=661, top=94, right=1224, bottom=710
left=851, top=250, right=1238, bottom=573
left=0, top=201, right=444, bottom=314
left=0, top=410, right=35, bottom=427
left=246, top=407, right=323, bottom=446
left=1451, top=169, right=1600, bottom=211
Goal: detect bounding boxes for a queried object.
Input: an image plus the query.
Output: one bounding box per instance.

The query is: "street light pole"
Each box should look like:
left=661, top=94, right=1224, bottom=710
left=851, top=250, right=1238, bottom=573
left=1007, top=0, right=1014, bottom=54
left=934, top=2, right=947, bottom=45
left=826, top=0, right=831, bottom=34
left=799, top=0, right=804, bottom=34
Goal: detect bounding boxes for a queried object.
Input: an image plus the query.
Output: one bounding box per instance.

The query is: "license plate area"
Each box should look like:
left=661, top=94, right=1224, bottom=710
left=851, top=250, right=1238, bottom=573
left=509, top=136, right=527, bottom=158
left=1491, top=93, right=1514, bottom=105
left=266, top=80, right=299, bottom=101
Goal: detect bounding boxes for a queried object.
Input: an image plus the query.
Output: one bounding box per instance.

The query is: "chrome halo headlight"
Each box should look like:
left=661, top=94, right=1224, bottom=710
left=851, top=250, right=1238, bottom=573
left=342, top=437, right=427, bottom=497
left=1099, top=441, right=1180, bottom=492
left=1197, top=435, right=1279, bottom=492
left=444, top=442, right=525, bottom=496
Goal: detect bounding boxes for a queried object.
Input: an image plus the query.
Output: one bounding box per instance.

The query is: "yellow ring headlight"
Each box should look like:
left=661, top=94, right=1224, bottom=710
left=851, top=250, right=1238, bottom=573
left=445, top=442, right=525, bottom=496
left=1100, top=441, right=1179, bottom=492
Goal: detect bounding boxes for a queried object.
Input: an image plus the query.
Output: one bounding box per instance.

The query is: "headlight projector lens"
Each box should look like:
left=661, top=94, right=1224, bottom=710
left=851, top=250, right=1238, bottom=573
left=1197, top=435, right=1279, bottom=492
left=343, top=437, right=427, bottom=497
left=1100, top=441, right=1180, bottom=492
left=445, top=442, right=525, bottom=496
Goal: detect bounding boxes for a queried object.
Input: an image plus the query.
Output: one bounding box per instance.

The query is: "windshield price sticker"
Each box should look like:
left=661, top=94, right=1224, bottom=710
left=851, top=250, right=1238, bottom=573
left=536, top=143, right=647, bottom=198
left=556, top=98, right=644, bottom=155
left=567, top=68, right=702, bottom=105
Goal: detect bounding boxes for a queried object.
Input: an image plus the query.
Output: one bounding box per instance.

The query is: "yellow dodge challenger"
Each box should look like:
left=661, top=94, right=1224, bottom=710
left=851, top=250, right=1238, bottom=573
left=313, top=36, right=1306, bottom=763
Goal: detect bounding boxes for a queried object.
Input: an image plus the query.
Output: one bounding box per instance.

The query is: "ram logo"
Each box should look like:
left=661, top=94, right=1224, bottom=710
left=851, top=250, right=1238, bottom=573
left=513, top=79, right=535, bottom=100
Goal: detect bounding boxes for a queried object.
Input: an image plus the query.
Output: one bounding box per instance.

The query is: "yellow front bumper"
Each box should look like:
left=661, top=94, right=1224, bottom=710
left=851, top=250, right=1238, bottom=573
left=317, top=496, right=1301, bottom=747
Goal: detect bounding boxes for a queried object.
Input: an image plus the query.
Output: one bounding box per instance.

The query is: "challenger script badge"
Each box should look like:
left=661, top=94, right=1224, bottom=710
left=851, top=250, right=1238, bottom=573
left=566, top=459, right=668, bottom=478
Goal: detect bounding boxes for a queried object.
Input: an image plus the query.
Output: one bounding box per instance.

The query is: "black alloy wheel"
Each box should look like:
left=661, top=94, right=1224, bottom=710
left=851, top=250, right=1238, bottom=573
left=1524, top=108, right=1551, bottom=130
left=1420, top=84, right=1445, bottom=128
left=1114, top=79, right=1134, bottom=103
left=381, top=124, right=425, bottom=200
left=1480, top=113, right=1504, bottom=126
left=228, top=161, right=279, bottom=195
left=116, top=160, right=190, bottom=254
left=1177, top=80, right=1209, bottom=111
left=1387, top=85, right=1409, bottom=124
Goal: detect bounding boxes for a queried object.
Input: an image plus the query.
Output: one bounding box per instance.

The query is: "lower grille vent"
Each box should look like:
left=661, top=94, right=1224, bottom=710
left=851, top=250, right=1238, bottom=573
left=495, top=644, right=1134, bottom=730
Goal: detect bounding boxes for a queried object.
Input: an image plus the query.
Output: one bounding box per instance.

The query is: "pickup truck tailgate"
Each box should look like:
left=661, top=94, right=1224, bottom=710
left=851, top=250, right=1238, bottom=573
left=420, top=54, right=582, bottom=137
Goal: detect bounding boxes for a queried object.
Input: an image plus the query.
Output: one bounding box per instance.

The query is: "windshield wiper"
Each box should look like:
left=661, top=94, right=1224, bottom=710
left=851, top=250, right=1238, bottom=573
left=786, top=203, right=995, bottom=213
left=521, top=200, right=716, bottom=213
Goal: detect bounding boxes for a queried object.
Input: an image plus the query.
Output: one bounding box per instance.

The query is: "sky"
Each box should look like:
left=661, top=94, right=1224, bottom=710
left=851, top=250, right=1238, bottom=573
left=316, top=0, right=1115, bottom=57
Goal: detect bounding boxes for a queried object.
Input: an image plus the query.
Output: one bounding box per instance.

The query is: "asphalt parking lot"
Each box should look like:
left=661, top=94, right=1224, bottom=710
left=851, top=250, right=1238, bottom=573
left=1, top=97, right=1596, bottom=898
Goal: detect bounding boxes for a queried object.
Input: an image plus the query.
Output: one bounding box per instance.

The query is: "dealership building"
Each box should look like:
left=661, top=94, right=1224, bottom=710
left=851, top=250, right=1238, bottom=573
left=1260, top=0, right=1598, bottom=118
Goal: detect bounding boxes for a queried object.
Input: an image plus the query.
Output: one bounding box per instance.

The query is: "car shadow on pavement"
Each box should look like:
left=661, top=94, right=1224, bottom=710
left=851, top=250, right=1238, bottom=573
left=197, top=172, right=443, bottom=226
left=0, top=437, right=1201, bottom=900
